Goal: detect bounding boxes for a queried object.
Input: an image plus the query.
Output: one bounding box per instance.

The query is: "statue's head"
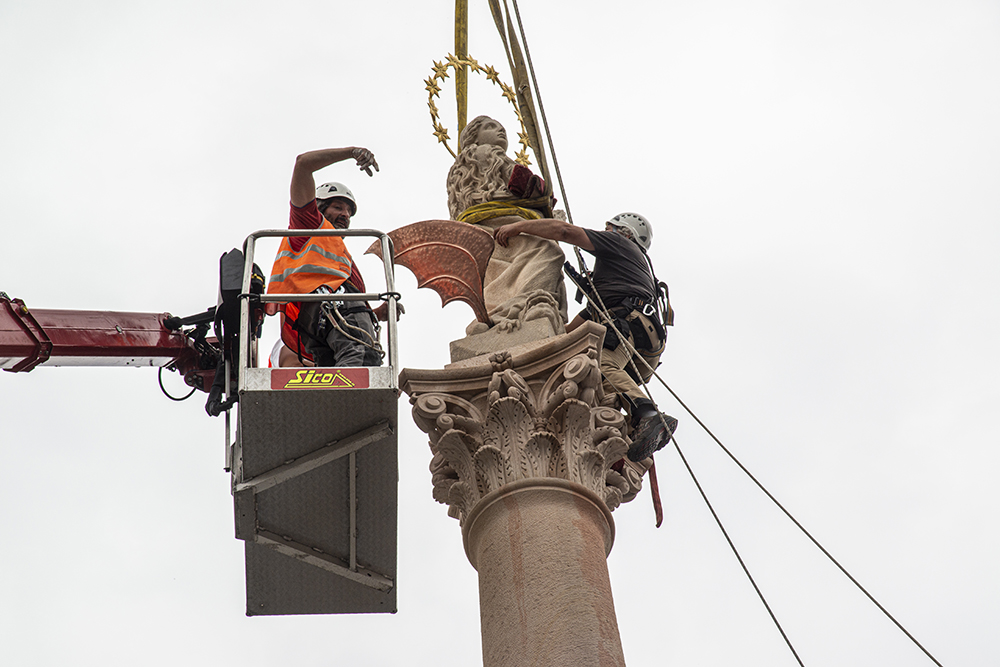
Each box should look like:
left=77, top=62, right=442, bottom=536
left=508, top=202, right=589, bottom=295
left=460, top=115, right=508, bottom=151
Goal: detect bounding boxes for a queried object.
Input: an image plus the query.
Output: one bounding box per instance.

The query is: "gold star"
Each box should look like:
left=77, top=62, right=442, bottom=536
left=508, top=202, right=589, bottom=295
left=465, top=56, right=479, bottom=71
left=518, top=130, right=530, bottom=146
left=483, top=64, right=500, bottom=84
left=424, top=77, right=441, bottom=97
left=433, top=122, right=450, bottom=144
left=500, top=83, right=517, bottom=103
left=446, top=53, right=463, bottom=69
left=515, top=148, right=532, bottom=166
left=432, top=60, right=449, bottom=79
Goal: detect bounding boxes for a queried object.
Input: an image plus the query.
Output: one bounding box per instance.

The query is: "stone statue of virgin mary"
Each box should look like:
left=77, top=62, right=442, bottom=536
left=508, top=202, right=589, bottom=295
left=445, top=115, right=568, bottom=348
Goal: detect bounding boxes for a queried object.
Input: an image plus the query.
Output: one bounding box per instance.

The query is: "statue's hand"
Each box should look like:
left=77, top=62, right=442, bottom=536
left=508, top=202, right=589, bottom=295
left=352, top=147, right=380, bottom=177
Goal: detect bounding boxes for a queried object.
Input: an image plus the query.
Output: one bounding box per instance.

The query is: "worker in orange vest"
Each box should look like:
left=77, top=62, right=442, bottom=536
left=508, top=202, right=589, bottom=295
left=267, top=146, right=400, bottom=367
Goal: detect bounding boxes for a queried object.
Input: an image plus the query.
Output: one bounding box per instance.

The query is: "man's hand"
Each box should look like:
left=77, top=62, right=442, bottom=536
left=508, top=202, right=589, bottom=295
left=494, top=221, right=526, bottom=248
left=373, top=301, right=404, bottom=322
left=352, top=147, right=379, bottom=177
left=291, top=146, right=378, bottom=205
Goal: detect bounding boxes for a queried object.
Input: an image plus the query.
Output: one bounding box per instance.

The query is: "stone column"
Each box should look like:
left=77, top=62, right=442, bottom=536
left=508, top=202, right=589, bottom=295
left=400, top=323, right=647, bottom=667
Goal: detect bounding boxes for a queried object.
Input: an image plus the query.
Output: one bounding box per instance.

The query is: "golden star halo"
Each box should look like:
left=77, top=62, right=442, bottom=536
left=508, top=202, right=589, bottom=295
left=426, top=54, right=531, bottom=165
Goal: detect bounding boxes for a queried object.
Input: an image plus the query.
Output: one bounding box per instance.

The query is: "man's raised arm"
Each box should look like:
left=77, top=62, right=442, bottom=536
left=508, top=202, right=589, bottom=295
left=289, top=147, right=379, bottom=206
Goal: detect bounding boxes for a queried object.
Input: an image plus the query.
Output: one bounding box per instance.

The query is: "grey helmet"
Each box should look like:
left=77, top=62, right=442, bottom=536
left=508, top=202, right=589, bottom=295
left=609, top=212, right=652, bottom=250
left=315, top=182, right=357, bottom=215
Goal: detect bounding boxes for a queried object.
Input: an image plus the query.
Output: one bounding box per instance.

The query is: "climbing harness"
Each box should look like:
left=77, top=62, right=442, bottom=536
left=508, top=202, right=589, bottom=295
left=282, top=284, right=389, bottom=367
left=313, top=284, right=385, bottom=363
left=321, top=303, right=384, bottom=362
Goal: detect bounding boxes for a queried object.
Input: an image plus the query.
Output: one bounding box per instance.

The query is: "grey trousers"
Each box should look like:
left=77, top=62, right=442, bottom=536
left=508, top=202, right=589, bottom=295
left=306, top=306, right=381, bottom=367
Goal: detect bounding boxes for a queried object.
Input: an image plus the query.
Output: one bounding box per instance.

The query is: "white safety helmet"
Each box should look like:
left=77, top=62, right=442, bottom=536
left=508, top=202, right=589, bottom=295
left=315, top=182, right=357, bottom=215
left=608, top=212, right=652, bottom=250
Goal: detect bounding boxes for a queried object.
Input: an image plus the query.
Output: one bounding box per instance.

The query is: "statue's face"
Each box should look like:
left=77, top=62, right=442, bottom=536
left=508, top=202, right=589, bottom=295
left=475, top=118, right=507, bottom=150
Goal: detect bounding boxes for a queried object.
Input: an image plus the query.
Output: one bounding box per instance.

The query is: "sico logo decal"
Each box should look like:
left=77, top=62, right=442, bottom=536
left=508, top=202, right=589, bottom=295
left=270, top=367, right=370, bottom=390
left=284, top=369, right=354, bottom=388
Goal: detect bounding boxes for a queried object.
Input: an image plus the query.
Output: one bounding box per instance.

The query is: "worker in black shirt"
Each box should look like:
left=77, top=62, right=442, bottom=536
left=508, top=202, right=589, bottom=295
left=495, top=212, right=676, bottom=462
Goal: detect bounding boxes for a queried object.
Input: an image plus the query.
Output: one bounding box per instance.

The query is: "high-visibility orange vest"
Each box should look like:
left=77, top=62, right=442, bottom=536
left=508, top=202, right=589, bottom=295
left=267, top=218, right=353, bottom=296
left=268, top=218, right=352, bottom=360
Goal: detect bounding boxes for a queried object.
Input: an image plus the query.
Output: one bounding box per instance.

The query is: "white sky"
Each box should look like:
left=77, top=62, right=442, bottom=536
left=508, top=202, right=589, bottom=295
left=2, top=1, right=998, bottom=665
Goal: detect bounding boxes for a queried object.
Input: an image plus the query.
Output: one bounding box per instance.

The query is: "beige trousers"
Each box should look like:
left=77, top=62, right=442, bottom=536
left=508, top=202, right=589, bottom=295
left=600, top=311, right=664, bottom=405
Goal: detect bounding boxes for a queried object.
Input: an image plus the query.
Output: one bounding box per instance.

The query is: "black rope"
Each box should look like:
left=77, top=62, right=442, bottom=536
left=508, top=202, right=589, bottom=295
left=158, top=366, right=196, bottom=401
left=567, top=267, right=943, bottom=665
left=672, top=434, right=807, bottom=666
left=663, top=385, right=945, bottom=667
left=564, top=270, right=943, bottom=665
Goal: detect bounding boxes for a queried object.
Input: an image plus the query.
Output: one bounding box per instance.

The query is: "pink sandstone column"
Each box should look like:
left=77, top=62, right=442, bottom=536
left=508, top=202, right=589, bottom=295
left=463, top=479, right=625, bottom=667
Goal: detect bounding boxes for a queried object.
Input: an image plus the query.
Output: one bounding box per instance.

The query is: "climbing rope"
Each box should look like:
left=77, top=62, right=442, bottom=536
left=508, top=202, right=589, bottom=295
left=672, top=433, right=806, bottom=667
left=509, top=0, right=575, bottom=227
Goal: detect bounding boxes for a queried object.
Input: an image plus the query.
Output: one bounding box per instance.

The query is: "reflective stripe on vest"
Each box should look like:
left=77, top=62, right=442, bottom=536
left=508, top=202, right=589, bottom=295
left=267, top=218, right=353, bottom=295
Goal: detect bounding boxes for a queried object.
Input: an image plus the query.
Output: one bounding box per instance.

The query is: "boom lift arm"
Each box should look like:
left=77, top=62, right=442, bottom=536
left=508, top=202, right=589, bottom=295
left=0, top=291, right=209, bottom=380
left=0, top=251, right=265, bottom=398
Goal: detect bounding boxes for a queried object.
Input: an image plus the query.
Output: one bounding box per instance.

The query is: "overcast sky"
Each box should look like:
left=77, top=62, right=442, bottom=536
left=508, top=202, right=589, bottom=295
left=2, top=1, right=998, bottom=665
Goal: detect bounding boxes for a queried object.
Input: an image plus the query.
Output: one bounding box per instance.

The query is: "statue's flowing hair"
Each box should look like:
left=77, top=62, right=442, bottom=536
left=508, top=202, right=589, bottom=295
left=447, top=116, right=515, bottom=219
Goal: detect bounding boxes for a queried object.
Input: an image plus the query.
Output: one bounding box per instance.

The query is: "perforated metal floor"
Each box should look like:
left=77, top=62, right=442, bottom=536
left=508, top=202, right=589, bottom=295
left=233, top=366, right=398, bottom=615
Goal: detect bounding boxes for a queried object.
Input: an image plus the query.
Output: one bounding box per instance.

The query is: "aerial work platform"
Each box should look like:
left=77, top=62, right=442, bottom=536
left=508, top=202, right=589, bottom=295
left=230, top=229, right=400, bottom=616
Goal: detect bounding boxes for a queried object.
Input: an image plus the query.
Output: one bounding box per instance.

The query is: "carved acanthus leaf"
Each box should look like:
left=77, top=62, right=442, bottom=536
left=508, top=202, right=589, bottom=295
left=474, top=446, right=506, bottom=495
left=436, top=429, right=481, bottom=509
left=448, top=481, right=479, bottom=518
left=524, top=431, right=562, bottom=479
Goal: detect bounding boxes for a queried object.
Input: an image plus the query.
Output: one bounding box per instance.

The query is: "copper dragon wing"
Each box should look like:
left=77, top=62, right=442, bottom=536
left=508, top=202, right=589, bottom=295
left=365, top=220, right=494, bottom=325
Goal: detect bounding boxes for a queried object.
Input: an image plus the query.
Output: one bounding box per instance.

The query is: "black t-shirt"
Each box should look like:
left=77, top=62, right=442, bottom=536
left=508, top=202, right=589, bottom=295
left=582, top=229, right=656, bottom=309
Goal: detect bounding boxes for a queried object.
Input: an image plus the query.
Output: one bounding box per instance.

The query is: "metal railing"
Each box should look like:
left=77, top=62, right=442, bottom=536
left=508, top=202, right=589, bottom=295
left=237, top=228, right=399, bottom=389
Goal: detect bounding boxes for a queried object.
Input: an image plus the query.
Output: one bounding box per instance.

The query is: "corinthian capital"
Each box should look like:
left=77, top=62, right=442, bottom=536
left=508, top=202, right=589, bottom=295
left=400, top=323, right=645, bottom=524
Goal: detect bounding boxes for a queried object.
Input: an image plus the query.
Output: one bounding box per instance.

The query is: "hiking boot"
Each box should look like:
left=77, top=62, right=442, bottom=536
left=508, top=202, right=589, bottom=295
left=630, top=397, right=659, bottom=425
left=627, top=412, right=678, bottom=462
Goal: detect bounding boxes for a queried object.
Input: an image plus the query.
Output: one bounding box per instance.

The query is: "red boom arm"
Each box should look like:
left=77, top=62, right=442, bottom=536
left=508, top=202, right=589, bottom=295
left=1, top=294, right=201, bottom=377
